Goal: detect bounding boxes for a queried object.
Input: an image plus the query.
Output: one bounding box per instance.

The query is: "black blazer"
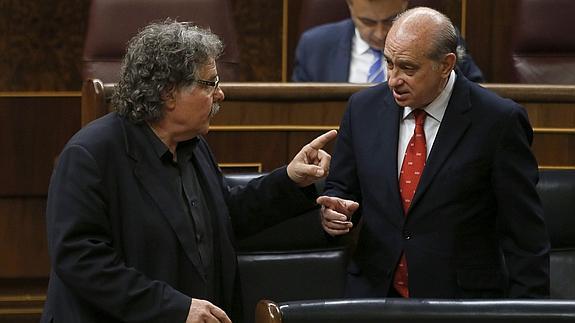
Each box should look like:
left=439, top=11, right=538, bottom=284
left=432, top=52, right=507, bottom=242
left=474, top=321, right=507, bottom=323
left=41, top=113, right=316, bottom=322
left=292, top=19, right=485, bottom=83
left=325, top=74, right=550, bottom=298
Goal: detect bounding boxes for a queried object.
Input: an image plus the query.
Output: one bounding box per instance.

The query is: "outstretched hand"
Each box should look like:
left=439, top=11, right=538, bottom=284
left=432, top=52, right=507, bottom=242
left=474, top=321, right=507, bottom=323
left=287, top=130, right=337, bottom=187
left=317, top=195, right=359, bottom=236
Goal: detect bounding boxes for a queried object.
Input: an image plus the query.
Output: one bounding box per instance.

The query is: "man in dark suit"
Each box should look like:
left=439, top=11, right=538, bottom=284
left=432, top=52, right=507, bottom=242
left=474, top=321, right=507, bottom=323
left=292, top=0, right=484, bottom=83
left=317, top=7, right=549, bottom=299
left=42, top=20, right=336, bottom=323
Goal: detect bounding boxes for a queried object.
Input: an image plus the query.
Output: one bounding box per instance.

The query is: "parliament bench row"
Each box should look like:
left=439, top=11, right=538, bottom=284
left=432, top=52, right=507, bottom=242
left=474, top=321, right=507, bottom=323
left=255, top=298, right=575, bottom=323
left=232, top=169, right=575, bottom=323
left=0, top=154, right=575, bottom=323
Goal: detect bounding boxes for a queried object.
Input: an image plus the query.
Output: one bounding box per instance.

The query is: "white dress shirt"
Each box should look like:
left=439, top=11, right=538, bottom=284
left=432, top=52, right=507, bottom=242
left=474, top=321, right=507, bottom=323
left=397, top=70, right=456, bottom=177
left=349, top=29, right=386, bottom=83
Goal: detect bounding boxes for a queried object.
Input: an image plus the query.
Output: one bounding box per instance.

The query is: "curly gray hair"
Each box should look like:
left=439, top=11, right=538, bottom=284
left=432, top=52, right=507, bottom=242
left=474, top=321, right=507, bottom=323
left=113, top=19, right=223, bottom=123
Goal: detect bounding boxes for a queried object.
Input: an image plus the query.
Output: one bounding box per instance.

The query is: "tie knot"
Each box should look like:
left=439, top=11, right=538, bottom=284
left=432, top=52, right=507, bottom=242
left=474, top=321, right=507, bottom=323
left=413, top=109, right=427, bottom=126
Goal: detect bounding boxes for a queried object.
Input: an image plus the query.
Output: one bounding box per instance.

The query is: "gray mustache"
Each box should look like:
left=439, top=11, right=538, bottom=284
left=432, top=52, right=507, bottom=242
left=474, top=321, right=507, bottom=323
left=209, top=103, right=220, bottom=119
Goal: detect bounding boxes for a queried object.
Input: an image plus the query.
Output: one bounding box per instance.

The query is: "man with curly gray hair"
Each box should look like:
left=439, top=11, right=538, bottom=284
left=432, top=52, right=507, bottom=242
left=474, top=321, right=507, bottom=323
left=42, top=20, right=337, bottom=323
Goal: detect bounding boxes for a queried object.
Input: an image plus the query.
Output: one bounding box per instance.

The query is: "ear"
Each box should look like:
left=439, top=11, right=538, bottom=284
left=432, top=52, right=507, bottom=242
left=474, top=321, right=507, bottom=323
left=161, top=85, right=177, bottom=111
left=440, top=53, right=457, bottom=77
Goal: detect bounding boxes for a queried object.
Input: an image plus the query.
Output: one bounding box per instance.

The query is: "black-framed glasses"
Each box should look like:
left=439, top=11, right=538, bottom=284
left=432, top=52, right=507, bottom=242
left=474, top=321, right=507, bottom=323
left=194, top=75, right=220, bottom=94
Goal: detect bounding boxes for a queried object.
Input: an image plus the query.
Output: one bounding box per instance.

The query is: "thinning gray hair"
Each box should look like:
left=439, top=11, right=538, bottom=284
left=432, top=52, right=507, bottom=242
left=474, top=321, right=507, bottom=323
left=394, top=7, right=460, bottom=63
left=113, top=19, right=223, bottom=123
left=425, top=11, right=459, bottom=62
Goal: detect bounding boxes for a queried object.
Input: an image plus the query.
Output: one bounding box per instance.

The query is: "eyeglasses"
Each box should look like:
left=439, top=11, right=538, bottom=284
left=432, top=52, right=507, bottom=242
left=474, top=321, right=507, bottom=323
left=194, top=75, right=220, bottom=94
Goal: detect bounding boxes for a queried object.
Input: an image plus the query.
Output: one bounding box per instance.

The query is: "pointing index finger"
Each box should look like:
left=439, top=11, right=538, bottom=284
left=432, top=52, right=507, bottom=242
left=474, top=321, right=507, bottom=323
left=308, top=129, right=338, bottom=150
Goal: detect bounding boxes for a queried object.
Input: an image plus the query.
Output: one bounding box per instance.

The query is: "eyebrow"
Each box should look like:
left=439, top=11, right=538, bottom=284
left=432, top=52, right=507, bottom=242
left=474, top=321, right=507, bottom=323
left=358, top=11, right=402, bottom=24
left=200, top=74, right=218, bottom=81
left=359, top=16, right=392, bottom=24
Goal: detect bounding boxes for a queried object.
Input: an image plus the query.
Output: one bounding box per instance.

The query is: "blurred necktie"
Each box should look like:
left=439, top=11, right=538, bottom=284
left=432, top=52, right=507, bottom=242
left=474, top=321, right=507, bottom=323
left=368, top=48, right=385, bottom=83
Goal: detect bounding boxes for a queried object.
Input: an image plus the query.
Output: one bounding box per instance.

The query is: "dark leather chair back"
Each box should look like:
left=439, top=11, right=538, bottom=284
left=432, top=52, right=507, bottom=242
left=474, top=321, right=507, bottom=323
left=227, top=174, right=331, bottom=252
left=241, top=249, right=346, bottom=323
left=225, top=173, right=347, bottom=323
left=82, top=0, right=240, bottom=83
left=537, top=169, right=575, bottom=298
left=245, top=169, right=575, bottom=323
left=506, top=0, right=575, bottom=84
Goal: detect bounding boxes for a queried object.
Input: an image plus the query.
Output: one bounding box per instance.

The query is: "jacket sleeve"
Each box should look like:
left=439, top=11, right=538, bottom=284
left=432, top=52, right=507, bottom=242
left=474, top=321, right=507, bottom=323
left=323, top=97, right=363, bottom=225
left=225, top=166, right=318, bottom=239
left=492, top=104, right=550, bottom=298
left=46, top=144, right=190, bottom=322
left=194, top=136, right=318, bottom=239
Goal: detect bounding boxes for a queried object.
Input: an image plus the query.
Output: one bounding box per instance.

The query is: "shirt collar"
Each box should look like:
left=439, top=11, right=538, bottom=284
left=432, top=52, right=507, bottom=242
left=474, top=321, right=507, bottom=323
left=352, top=28, right=372, bottom=56
left=142, top=123, right=171, bottom=160
left=403, top=70, right=456, bottom=122
left=142, top=123, right=198, bottom=162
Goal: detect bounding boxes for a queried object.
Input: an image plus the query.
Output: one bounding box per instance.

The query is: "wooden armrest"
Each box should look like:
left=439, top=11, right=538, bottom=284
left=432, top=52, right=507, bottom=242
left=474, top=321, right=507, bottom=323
left=255, top=299, right=282, bottom=323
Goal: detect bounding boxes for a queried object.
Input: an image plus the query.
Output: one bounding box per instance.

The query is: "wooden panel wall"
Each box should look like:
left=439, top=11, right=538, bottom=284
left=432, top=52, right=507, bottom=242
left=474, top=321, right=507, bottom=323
left=0, top=0, right=90, bottom=91
left=0, top=94, right=81, bottom=195
left=231, top=0, right=283, bottom=81
left=465, top=0, right=518, bottom=83
left=0, top=93, right=79, bottom=321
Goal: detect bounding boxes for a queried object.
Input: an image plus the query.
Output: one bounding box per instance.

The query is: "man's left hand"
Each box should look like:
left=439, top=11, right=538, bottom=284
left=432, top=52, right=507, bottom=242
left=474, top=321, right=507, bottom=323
left=287, top=130, right=337, bottom=187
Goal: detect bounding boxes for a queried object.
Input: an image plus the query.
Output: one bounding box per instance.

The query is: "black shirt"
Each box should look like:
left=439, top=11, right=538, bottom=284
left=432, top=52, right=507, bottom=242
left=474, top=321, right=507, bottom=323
left=142, top=124, right=219, bottom=302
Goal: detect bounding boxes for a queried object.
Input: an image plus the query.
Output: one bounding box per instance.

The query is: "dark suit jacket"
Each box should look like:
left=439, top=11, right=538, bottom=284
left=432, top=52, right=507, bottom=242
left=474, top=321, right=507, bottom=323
left=292, top=19, right=485, bottom=83
left=41, top=113, right=316, bottom=322
left=324, top=74, right=550, bottom=299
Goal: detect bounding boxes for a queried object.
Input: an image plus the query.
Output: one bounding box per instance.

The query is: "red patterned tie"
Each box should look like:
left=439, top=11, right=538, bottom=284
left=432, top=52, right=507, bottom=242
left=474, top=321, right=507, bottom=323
left=393, top=109, right=427, bottom=297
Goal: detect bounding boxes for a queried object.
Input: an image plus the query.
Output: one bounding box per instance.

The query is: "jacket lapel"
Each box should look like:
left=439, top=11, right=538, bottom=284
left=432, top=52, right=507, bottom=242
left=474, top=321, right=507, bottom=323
left=190, top=142, right=237, bottom=304
left=122, top=120, right=204, bottom=274
left=379, top=90, right=406, bottom=226
left=410, top=75, right=472, bottom=210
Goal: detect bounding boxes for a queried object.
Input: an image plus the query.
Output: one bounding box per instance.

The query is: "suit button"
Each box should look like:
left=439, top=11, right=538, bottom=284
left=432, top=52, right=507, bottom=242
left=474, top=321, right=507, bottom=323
left=403, top=231, right=411, bottom=240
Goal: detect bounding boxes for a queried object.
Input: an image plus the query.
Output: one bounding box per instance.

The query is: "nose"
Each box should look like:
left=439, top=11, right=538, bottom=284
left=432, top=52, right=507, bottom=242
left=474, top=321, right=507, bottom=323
left=213, top=86, right=225, bottom=101
left=387, top=68, right=403, bottom=87
left=373, top=22, right=389, bottom=42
